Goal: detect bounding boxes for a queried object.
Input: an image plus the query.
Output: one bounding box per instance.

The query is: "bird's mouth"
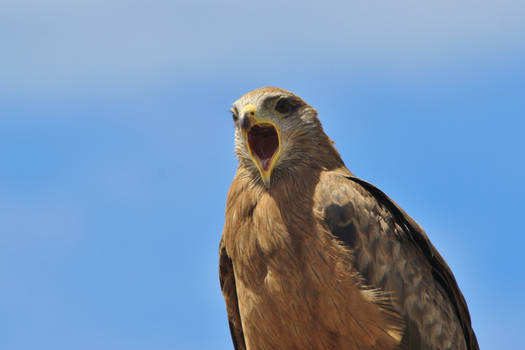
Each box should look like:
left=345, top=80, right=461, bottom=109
left=248, top=124, right=279, bottom=171
left=246, top=123, right=281, bottom=186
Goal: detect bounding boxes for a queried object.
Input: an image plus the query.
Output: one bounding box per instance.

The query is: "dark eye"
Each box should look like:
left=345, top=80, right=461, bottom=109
left=275, top=98, right=299, bottom=114
left=230, top=108, right=238, bottom=122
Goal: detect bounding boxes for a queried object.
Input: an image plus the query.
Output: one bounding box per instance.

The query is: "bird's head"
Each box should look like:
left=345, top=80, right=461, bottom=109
left=231, top=87, right=343, bottom=188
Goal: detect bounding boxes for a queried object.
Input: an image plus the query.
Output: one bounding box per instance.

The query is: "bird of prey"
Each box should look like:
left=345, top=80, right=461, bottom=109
left=219, top=87, right=478, bottom=350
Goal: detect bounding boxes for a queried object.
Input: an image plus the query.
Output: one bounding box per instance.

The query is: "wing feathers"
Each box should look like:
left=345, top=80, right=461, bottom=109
left=344, top=175, right=479, bottom=350
left=219, top=239, right=246, bottom=350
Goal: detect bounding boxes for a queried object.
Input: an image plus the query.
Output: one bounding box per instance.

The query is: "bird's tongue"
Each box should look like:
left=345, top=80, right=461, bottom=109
left=248, top=124, right=279, bottom=171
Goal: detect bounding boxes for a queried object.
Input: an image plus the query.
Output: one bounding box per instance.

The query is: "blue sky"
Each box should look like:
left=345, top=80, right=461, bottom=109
left=1, top=1, right=524, bottom=349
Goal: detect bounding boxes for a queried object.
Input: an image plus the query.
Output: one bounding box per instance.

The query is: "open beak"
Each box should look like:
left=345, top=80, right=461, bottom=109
left=240, top=104, right=281, bottom=188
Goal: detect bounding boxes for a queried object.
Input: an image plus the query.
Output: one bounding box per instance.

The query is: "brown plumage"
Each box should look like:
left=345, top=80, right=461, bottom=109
left=219, top=87, right=478, bottom=350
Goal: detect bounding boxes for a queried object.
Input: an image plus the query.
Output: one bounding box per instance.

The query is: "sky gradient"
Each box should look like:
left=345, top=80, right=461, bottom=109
left=1, top=1, right=524, bottom=349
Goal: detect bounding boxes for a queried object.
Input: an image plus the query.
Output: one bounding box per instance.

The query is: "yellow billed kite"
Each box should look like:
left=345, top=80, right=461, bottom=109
left=219, top=87, right=478, bottom=350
